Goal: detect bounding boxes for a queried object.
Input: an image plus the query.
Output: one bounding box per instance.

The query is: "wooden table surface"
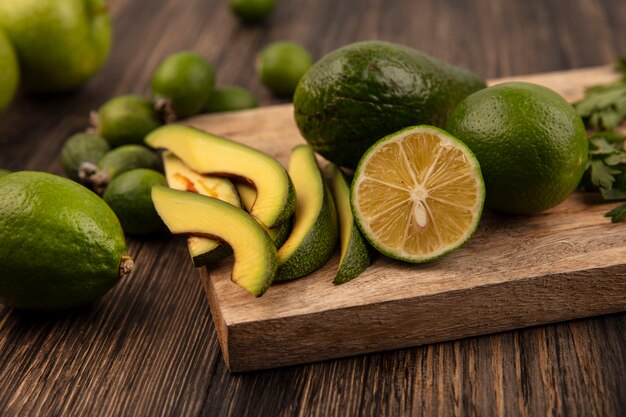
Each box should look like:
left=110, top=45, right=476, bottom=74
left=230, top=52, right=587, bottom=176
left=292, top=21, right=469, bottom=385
left=1, top=0, right=625, bottom=416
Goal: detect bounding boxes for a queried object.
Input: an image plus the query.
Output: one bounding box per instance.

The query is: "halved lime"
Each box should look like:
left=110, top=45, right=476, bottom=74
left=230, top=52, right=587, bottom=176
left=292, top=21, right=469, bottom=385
left=351, top=126, right=485, bottom=263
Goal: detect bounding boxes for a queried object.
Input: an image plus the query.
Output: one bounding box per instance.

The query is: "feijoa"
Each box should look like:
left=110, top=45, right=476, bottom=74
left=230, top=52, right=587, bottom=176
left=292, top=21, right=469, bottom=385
left=229, top=0, right=276, bottom=23
left=103, top=168, right=167, bottom=235
left=95, top=95, right=162, bottom=147
left=81, top=144, right=162, bottom=195
left=205, top=86, right=258, bottom=113
left=0, top=171, right=132, bottom=310
left=151, top=52, right=215, bottom=120
left=257, top=42, right=313, bottom=97
left=61, top=133, right=111, bottom=182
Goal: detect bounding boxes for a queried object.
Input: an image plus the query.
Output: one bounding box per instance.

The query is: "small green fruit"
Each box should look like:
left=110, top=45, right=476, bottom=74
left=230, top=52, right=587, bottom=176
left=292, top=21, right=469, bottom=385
left=95, top=95, right=162, bottom=148
left=0, top=169, right=10, bottom=177
left=229, top=0, right=276, bottom=23
left=151, top=52, right=215, bottom=120
left=61, top=132, right=110, bottom=182
left=257, top=42, right=313, bottom=97
left=103, top=168, right=167, bottom=235
left=0, top=171, right=132, bottom=310
left=205, top=86, right=258, bottom=113
left=0, top=0, right=112, bottom=92
left=81, top=144, right=162, bottom=195
left=0, top=27, right=18, bottom=112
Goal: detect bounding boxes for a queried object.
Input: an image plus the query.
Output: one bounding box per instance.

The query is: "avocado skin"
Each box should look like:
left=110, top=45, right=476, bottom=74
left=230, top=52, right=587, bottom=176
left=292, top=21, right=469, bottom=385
left=294, top=41, right=486, bottom=169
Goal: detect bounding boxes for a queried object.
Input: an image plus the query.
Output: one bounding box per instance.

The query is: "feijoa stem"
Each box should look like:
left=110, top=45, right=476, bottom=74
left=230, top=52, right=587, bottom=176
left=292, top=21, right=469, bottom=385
left=155, top=98, right=177, bottom=123
left=119, top=255, right=135, bottom=276
left=87, top=110, right=100, bottom=133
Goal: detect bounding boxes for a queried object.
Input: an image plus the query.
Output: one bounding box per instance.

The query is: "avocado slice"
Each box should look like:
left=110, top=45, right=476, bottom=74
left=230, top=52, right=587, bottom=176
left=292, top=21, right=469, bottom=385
left=235, top=182, right=291, bottom=248
left=145, top=124, right=295, bottom=229
left=275, top=145, right=338, bottom=281
left=324, top=163, right=374, bottom=284
left=162, top=151, right=241, bottom=267
left=152, top=186, right=276, bottom=297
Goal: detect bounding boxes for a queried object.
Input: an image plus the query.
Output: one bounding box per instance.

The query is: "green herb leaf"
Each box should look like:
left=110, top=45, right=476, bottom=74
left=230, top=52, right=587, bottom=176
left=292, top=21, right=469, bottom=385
left=589, top=137, right=618, bottom=155
left=605, top=202, right=626, bottom=222
left=600, top=187, right=626, bottom=200
left=575, top=82, right=626, bottom=130
left=590, top=159, right=620, bottom=189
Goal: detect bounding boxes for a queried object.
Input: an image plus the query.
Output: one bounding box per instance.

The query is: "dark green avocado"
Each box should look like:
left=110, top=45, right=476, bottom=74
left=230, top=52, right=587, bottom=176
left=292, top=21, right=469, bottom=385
left=293, top=41, right=486, bottom=169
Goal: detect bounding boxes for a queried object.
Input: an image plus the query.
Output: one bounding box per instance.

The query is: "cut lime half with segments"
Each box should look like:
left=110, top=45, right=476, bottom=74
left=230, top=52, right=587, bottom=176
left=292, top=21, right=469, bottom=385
left=351, top=125, right=485, bottom=263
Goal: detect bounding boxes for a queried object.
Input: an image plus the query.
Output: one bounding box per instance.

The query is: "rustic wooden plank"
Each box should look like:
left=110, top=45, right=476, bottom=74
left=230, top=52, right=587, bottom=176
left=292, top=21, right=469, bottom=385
left=187, top=65, right=626, bottom=372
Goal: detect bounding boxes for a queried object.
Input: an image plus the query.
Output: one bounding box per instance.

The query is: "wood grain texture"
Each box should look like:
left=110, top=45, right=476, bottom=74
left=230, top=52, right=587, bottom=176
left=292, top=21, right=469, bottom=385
left=0, top=0, right=625, bottom=416
left=190, top=66, right=626, bottom=372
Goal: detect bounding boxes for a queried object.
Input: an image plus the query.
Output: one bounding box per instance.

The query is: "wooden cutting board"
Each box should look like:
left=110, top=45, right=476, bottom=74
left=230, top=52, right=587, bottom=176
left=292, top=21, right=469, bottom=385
left=185, top=65, right=626, bottom=372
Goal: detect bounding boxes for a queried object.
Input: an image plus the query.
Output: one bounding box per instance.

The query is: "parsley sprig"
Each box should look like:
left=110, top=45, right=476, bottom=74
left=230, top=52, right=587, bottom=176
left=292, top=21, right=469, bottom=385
left=576, top=58, right=626, bottom=222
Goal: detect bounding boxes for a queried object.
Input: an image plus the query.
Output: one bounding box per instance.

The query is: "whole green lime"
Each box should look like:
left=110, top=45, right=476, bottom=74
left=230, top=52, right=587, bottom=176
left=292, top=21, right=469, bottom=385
left=445, top=82, right=588, bottom=214
left=0, top=27, right=18, bottom=112
left=61, top=132, right=110, bottom=182
left=151, top=52, right=215, bottom=119
left=229, top=0, right=276, bottom=23
left=0, top=0, right=112, bottom=93
left=205, top=86, right=258, bottom=113
left=257, top=42, right=313, bottom=97
left=0, top=171, right=132, bottom=310
left=96, top=95, right=162, bottom=147
left=293, top=41, right=486, bottom=169
left=103, top=168, right=166, bottom=235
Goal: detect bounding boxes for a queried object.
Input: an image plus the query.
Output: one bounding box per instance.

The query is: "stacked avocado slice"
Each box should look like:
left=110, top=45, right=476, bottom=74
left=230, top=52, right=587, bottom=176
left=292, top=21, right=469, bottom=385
left=146, top=124, right=372, bottom=297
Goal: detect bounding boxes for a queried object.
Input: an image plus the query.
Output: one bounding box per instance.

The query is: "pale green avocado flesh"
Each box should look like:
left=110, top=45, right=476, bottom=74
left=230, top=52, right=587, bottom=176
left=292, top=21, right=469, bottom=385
left=162, top=151, right=241, bottom=266
left=275, top=145, right=338, bottom=281
left=235, top=182, right=291, bottom=248
left=152, top=186, right=276, bottom=296
left=145, top=124, right=295, bottom=229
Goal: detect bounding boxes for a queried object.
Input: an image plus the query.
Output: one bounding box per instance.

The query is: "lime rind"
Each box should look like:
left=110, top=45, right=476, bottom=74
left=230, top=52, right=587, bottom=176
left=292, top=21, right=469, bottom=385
left=351, top=125, right=485, bottom=263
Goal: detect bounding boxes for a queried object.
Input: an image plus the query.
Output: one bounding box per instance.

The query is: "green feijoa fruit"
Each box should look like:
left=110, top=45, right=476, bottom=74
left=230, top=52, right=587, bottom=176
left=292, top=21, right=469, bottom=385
left=0, top=171, right=132, bottom=310
left=0, top=27, right=19, bottom=112
left=205, top=86, right=258, bottom=113
left=95, top=95, right=162, bottom=147
left=82, top=144, right=162, bottom=195
left=257, top=42, right=313, bottom=97
left=151, top=52, right=215, bottom=120
left=293, top=41, right=486, bottom=169
left=103, top=168, right=167, bottom=235
left=229, top=0, right=276, bottom=23
left=0, top=0, right=111, bottom=93
left=61, top=132, right=111, bottom=182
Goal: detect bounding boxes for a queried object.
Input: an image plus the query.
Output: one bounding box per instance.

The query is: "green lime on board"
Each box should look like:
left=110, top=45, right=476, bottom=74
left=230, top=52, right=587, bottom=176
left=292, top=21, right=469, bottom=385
left=293, top=41, right=486, bottom=169
left=151, top=52, right=215, bottom=120
left=257, top=42, right=313, bottom=97
left=445, top=82, right=588, bottom=214
left=205, top=86, right=258, bottom=113
left=103, top=168, right=167, bottom=235
left=61, top=132, right=110, bottom=182
left=95, top=95, right=162, bottom=147
left=0, top=171, right=132, bottom=310
left=0, top=27, right=18, bottom=112
left=229, top=0, right=276, bottom=23
left=351, top=126, right=484, bottom=263
left=0, top=0, right=111, bottom=92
